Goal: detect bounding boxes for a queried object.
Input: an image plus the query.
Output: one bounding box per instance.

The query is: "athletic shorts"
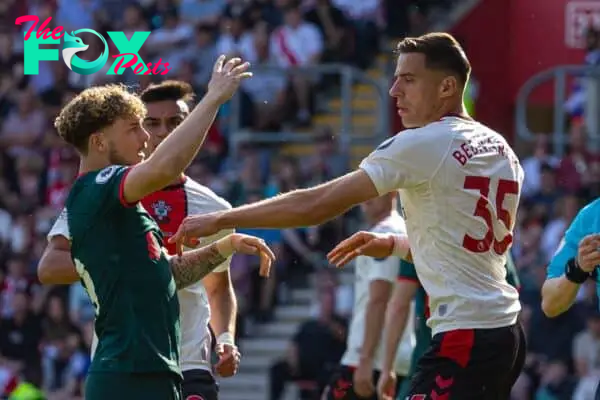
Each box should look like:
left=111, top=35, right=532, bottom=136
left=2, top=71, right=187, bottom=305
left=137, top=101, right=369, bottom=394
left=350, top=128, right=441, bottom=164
left=182, top=369, right=219, bottom=400
left=323, top=364, right=404, bottom=400
left=405, top=323, right=526, bottom=400
left=85, top=371, right=182, bottom=400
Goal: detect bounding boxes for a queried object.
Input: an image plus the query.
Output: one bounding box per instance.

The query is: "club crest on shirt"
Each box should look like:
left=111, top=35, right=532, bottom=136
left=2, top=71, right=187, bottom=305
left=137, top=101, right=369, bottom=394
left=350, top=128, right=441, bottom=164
left=151, top=200, right=172, bottom=223
left=95, top=166, right=119, bottom=184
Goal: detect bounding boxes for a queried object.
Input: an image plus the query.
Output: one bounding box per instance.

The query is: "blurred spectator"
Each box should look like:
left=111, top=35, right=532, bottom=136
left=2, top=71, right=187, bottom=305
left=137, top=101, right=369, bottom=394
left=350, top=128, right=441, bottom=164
left=304, top=0, right=352, bottom=64
left=180, top=25, right=218, bottom=93
left=179, top=0, right=226, bottom=27
left=572, top=309, right=600, bottom=396
left=1, top=256, right=38, bottom=318
left=330, top=0, right=381, bottom=68
left=557, top=124, right=600, bottom=195
left=535, top=359, right=577, bottom=400
left=0, top=290, right=42, bottom=378
left=216, top=13, right=254, bottom=59
left=521, top=134, right=560, bottom=198
left=241, top=23, right=288, bottom=131
left=1, top=90, right=46, bottom=159
left=271, top=2, right=323, bottom=126
left=55, top=0, right=100, bottom=32
left=268, top=289, right=346, bottom=400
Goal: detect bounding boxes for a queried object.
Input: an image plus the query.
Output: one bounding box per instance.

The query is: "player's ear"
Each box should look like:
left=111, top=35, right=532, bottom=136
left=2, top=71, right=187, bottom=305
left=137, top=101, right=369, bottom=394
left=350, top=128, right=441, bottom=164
left=89, top=132, right=106, bottom=152
left=439, top=76, right=458, bottom=99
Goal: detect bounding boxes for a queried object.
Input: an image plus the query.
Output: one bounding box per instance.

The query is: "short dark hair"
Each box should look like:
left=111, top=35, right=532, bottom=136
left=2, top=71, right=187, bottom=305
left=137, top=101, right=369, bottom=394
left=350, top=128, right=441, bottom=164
left=54, top=84, right=145, bottom=154
left=140, top=80, right=195, bottom=104
left=396, top=32, right=471, bottom=85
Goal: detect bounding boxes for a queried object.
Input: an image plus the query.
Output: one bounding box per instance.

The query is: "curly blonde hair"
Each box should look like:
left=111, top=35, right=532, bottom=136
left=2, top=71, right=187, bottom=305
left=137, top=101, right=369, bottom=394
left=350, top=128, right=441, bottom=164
left=54, top=84, right=146, bottom=153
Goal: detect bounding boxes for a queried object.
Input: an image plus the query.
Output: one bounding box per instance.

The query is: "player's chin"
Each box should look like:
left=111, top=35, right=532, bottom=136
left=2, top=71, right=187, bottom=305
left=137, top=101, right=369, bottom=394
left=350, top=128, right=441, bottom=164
left=400, top=116, right=420, bottom=129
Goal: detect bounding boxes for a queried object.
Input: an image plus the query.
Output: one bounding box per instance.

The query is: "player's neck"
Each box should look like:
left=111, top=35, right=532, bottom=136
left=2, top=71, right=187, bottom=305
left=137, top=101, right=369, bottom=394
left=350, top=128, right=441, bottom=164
left=78, top=155, right=111, bottom=176
left=430, top=102, right=470, bottom=125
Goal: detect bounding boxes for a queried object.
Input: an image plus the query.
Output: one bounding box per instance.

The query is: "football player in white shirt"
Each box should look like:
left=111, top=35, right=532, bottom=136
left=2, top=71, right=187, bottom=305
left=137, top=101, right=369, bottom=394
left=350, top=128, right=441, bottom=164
left=168, top=32, right=526, bottom=398
left=322, top=193, right=415, bottom=400
left=37, top=81, right=247, bottom=400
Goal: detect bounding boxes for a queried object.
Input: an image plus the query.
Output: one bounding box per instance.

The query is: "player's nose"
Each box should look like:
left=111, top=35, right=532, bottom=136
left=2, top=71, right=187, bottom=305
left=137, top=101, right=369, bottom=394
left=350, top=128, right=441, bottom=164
left=389, top=81, right=400, bottom=98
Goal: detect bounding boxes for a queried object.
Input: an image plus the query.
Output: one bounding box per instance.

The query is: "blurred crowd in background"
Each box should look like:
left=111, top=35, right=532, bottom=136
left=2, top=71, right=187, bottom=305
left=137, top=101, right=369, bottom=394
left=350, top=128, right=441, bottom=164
left=0, top=0, right=598, bottom=399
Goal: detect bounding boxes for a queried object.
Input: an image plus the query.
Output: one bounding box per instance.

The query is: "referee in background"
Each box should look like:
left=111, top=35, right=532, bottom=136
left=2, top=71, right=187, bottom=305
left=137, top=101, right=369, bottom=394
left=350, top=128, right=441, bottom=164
left=542, top=198, right=600, bottom=398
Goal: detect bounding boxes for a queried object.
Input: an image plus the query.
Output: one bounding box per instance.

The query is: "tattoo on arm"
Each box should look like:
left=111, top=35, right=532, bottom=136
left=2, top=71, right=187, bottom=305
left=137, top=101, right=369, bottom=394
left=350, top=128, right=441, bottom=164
left=169, top=243, right=227, bottom=289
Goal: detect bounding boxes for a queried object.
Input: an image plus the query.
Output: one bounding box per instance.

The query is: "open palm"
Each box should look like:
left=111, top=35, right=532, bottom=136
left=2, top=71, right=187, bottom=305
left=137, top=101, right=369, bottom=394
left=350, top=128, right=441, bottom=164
left=327, top=231, right=394, bottom=267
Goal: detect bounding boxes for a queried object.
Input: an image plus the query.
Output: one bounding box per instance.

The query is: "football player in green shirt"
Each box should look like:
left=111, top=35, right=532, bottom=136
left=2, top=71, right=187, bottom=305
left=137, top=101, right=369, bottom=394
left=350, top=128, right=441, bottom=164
left=50, top=56, right=275, bottom=400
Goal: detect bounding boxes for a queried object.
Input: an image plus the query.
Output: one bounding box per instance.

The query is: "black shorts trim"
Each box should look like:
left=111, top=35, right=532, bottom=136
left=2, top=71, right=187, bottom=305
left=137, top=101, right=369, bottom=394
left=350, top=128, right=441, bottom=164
left=182, top=369, right=218, bottom=400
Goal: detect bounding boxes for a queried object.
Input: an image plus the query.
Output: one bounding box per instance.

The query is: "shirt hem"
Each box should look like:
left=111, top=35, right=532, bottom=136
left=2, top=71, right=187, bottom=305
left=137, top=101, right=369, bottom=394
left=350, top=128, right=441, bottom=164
left=430, top=314, right=519, bottom=337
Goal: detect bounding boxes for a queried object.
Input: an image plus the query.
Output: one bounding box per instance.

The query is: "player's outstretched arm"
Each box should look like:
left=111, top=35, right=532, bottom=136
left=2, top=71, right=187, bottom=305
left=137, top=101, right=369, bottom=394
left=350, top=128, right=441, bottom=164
left=122, top=56, right=252, bottom=204
left=170, top=233, right=274, bottom=289
left=354, top=278, right=394, bottom=397
left=204, top=269, right=240, bottom=377
left=378, top=278, right=418, bottom=400
left=38, top=236, right=79, bottom=285
left=327, top=231, right=411, bottom=267
left=168, top=170, right=379, bottom=252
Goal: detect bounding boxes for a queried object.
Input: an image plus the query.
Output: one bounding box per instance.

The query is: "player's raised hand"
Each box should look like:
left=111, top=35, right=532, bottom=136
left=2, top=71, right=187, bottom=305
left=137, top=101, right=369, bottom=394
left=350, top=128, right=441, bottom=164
left=214, top=343, right=241, bottom=377
left=327, top=231, right=394, bottom=267
left=577, top=234, right=600, bottom=272
left=207, top=55, right=252, bottom=104
left=229, top=233, right=275, bottom=277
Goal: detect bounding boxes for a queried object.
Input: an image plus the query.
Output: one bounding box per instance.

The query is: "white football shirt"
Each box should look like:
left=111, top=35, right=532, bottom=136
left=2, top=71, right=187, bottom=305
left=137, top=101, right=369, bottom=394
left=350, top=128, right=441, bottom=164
left=341, top=211, right=415, bottom=375
left=359, top=116, right=523, bottom=335
left=47, top=177, right=233, bottom=373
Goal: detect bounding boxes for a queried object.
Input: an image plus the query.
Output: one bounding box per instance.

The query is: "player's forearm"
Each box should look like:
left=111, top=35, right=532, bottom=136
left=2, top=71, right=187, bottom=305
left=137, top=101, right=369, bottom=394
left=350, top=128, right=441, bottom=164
left=170, top=238, right=231, bottom=289
left=207, top=280, right=237, bottom=338
left=360, top=297, right=389, bottom=364
left=146, top=93, right=221, bottom=186
left=381, top=297, right=411, bottom=372
left=541, top=276, right=580, bottom=317
left=218, top=186, right=346, bottom=230
left=37, top=249, right=79, bottom=285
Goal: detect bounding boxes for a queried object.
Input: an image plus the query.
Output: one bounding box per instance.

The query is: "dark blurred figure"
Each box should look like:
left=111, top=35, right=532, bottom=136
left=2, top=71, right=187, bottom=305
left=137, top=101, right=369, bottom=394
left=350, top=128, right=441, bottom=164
left=269, top=290, right=347, bottom=400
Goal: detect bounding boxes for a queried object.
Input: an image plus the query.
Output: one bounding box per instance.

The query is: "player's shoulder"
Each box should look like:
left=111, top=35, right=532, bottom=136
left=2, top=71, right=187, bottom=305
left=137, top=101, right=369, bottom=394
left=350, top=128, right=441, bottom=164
left=183, top=177, right=232, bottom=213
left=376, top=122, right=453, bottom=155
left=575, top=198, right=600, bottom=225
left=90, top=165, right=128, bottom=185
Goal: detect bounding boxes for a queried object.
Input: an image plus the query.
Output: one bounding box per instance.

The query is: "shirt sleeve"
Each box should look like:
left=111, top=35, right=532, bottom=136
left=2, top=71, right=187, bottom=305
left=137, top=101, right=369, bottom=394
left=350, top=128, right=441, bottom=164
left=47, top=208, right=70, bottom=241
left=359, top=128, right=449, bottom=195
left=398, top=260, right=419, bottom=283
left=365, top=256, right=400, bottom=283
left=547, top=204, right=590, bottom=279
